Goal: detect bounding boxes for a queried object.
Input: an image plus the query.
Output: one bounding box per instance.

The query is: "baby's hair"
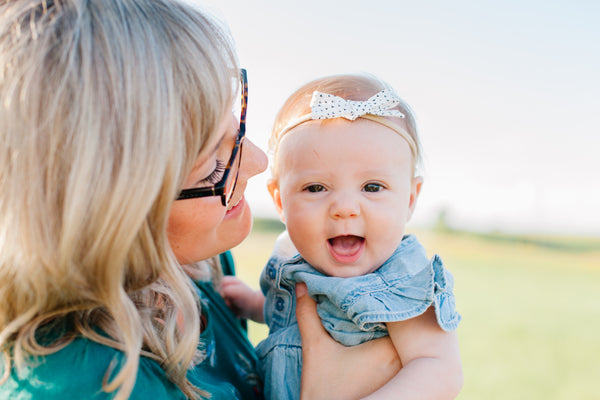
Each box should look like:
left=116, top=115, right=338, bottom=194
left=269, top=73, right=422, bottom=180
left=0, top=0, right=238, bottom=399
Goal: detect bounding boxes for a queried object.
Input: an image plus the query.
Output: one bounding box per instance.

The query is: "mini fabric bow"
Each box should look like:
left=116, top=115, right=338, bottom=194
left=310, top=89, right=405, bottom=121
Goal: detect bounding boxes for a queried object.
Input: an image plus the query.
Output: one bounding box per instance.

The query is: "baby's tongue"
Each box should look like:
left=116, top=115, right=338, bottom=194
left=329, top=235, right=363, bottom=256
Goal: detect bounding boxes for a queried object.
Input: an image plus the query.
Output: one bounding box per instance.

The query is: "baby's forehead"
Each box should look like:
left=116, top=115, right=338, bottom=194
left=277, top=117, right=412, bottom=153
left=273, top=118, right=416, bottom=175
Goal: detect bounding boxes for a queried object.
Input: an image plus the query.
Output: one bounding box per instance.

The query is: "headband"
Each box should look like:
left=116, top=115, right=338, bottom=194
left=276, top=89, right=417, bottom=157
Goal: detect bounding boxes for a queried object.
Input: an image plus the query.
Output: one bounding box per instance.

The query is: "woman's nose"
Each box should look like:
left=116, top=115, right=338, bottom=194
left=240, top=138, right=267, bottom=179
left=329, top=192, right=360, bottom=219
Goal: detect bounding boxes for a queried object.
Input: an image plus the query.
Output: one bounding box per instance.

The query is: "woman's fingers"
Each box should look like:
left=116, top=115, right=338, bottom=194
left=296, top=283, right=341, bottom=400
left=296, top=282, right=402, bottom=400
left=295, top=283, right=329, bottom=341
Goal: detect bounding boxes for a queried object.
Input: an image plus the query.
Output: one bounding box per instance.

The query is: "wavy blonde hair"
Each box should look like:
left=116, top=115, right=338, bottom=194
left=0, top=0, right=238, bottom=398
left=269, top=74, right=423, bottom=181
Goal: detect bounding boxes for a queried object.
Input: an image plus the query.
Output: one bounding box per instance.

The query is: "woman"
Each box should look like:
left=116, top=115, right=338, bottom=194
left=0, top=1, right=399, bottom=399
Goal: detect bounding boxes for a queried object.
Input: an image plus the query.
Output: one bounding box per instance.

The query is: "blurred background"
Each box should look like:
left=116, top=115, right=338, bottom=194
left=197, top=0, right=600, bottom=236
left=193, top=1, right=599, bottom=399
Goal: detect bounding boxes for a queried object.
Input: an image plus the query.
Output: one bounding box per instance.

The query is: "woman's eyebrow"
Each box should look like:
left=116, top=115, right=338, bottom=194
left=200, top=133, right=225, bottom=158
left=202, top=120, right=236, bottom=157
left=210, top=135, right=225, bottom=154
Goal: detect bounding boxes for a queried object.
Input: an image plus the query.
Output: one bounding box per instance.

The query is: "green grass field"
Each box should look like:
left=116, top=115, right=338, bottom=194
left=231, top=220, right=600, bottom=399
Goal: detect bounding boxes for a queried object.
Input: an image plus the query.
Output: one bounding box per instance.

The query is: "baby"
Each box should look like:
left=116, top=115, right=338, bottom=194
left=222, top=73, right=463, bottom=399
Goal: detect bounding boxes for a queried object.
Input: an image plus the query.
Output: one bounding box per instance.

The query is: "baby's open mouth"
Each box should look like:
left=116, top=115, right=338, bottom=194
left=327, top=235, right=365, bottom=262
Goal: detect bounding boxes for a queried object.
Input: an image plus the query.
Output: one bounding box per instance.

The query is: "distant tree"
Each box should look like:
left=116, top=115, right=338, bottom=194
left=434, top=208, right=452, bottom=232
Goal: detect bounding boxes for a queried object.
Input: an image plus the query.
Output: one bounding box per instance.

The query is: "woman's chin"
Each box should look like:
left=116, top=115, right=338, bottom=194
left=224, top=199, right=253, bottom=246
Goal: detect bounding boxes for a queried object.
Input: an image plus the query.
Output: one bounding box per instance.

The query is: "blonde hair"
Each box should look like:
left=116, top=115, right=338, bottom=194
left=0, top=0, right=238, bottom=398
left=269, top=74, right=422, bottom=181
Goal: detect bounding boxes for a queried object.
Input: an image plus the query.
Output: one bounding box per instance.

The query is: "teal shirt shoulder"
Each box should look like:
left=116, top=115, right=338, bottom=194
left=0, top=252, right=263, bottom=400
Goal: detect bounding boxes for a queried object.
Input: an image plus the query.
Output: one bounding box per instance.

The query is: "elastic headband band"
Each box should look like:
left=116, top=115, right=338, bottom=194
left=275, top=90, right=417, bottom=157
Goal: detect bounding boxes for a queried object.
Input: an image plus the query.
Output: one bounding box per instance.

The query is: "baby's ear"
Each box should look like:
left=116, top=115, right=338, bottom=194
left=267, top=178, right=285, bottom=223
left=407, top=176, right=423, bottom=221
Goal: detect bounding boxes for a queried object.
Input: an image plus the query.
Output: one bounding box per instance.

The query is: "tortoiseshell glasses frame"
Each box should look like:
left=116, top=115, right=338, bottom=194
left=176, top=69, right=247, bottom=206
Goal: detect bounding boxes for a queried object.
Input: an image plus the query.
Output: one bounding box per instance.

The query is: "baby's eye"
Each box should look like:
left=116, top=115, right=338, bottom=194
left=363, top=183, right=384, bottom=193
left=303, top=184, right=326, bottom=193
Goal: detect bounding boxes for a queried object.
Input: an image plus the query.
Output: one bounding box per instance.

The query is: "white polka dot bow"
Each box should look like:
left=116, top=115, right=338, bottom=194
left=310, top=89, right=405, bottom=121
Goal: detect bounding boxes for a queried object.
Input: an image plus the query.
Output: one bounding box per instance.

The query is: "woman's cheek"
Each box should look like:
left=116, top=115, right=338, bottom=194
left=167, top=199, right=222, bottom=264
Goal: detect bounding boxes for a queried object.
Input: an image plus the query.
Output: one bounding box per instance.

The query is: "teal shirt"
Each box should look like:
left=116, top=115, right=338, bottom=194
left=189, top=252, right=263, bottom=399
left=0, top=252, right=263, bottom=399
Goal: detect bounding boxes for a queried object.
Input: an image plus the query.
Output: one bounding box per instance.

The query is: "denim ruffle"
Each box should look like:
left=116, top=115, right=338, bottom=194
left=278, top=234, right=461, bottom=345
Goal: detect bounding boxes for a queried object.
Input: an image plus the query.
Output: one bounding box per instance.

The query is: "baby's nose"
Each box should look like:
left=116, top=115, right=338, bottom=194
left=329, top=193, right=360, bottom=219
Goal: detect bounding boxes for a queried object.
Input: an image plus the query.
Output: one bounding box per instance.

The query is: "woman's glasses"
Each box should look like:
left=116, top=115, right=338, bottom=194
left=176, top=69, right=247, bottom=206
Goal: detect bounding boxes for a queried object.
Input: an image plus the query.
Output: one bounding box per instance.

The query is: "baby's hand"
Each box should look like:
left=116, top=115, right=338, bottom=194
left=220, top=276, right=265, bottom=323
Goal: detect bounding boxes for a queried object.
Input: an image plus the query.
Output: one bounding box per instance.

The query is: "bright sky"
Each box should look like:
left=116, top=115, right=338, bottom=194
left=196, top=0, right=600, bottom=236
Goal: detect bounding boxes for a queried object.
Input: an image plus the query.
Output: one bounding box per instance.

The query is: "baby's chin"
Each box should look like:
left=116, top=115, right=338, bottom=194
left=311, top=260, right=376, bottom=279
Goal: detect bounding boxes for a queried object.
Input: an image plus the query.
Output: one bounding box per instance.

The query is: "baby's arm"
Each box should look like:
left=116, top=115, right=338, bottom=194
left=220, top=276, right=265, bottom=323
left=364, top=307, right=463, bottom=399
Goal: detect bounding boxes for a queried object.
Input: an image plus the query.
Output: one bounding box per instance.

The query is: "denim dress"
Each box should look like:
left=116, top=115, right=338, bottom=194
left=255, top=234, right=461, bottom=400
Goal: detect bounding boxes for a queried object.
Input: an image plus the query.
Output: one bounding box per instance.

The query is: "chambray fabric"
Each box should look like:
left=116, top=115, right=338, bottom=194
left=255, top=234, right=460, bottom=400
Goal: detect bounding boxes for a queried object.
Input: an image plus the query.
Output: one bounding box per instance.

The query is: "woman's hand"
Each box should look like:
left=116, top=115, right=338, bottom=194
left=296, top=283, right=402, bottom=400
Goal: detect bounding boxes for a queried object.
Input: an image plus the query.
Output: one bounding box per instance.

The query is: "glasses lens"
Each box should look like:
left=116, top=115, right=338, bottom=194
left=224, top=139, right=243, bottom=205
left=232, top=92, right=242, bottom=127
left=224, top=69, right=247, bottom=206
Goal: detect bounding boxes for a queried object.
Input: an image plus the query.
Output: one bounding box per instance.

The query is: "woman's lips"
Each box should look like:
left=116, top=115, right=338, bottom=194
left=327, top=235, right=365, bottom=263
left=225, top=195, right=245, bottom=217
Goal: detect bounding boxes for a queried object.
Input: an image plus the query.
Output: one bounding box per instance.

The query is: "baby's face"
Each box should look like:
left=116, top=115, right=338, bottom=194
left=272, top=118, right=421, bottom=277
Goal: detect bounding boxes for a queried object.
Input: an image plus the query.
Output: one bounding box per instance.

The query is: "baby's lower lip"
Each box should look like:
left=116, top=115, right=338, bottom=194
left=327, top=235, right=365, bottom=264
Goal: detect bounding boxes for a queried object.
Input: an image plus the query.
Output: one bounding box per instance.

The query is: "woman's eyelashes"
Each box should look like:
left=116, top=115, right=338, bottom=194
left=199, top=159, right=226, bottom=185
